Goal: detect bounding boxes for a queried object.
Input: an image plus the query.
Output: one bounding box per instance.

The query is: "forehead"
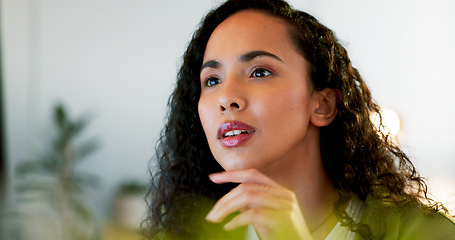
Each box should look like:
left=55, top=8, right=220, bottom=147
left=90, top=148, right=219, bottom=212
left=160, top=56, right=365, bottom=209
left=204, top=10, right=297, bottom=61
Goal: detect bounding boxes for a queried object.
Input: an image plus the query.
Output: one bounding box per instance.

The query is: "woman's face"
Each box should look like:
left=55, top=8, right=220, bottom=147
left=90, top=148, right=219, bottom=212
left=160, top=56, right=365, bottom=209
left=198, top=10, right=321, bottom=173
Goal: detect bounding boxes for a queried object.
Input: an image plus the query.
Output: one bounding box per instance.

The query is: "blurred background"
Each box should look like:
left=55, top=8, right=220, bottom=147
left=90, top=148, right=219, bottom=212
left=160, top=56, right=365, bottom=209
left=1, top=0, right=454, bottom=239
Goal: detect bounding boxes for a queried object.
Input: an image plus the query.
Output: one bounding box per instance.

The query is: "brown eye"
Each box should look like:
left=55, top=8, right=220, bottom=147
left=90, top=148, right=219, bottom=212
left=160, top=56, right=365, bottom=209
left=250, top=68, right=272, bottom=78
left=206, top=76, right=222, bottom=87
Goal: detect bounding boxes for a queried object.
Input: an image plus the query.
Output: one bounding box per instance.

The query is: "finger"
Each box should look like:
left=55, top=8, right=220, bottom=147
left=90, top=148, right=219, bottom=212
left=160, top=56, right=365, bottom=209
left=206, top=186, right=293, bottom=222
left=223, top=208, right=279, bottom=231
left=209, top=169, right=282, bottom=187
left=224, top=209, right=310, bottom=239
left=211, top=183, right=293, bottom=212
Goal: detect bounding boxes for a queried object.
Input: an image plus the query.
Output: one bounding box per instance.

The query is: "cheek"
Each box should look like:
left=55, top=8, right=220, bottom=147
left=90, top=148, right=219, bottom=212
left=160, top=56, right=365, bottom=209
left=198, top=99, right=214, bottom=137
left=198, top=102, right=208, bottom=129
left=258, top=88, right=312, bottom=135
left=261, top=87, right=311, bottom=118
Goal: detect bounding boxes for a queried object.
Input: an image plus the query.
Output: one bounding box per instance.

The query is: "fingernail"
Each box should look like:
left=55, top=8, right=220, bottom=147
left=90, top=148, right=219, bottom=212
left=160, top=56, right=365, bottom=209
left=205, top=211, right=215, bottom=222
left=208, top=173, right=219, bottom=182
left=223, top=222, right=234, bottom=231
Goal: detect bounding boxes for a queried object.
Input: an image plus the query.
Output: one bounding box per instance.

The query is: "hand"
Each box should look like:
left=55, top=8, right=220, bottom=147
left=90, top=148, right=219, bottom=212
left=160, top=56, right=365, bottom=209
left=205, top=169, right=313, bottom=240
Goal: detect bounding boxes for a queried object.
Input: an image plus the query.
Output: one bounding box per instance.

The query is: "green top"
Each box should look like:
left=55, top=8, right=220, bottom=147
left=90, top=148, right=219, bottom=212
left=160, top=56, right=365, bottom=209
left=356, top=195, right=455, bottom=240
left=152, top=193, right=455, bottom=239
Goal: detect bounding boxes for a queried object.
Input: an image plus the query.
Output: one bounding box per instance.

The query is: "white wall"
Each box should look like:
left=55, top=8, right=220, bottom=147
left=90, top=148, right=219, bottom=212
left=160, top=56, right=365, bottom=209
left=2, top=0, right=222, bottom=219
left=300, top=0, right=455, bottom=210
left=2, top=0, right=454, bottom=221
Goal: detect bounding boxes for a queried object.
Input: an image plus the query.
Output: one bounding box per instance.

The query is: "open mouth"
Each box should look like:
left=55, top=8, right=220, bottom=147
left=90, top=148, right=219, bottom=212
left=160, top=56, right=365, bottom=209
left=217, top=121, right=255, bottom=147
left=223, top=129, right=252, bottom=138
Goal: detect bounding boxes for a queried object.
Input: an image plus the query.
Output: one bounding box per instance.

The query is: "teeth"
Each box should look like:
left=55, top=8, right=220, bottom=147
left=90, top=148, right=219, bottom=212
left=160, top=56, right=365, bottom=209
left=224, top=130, right=250, bottom=137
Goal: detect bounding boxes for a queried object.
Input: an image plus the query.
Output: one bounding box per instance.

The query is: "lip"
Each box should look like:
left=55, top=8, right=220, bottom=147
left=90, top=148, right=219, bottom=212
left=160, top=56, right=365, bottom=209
left=217, top=120, right=256, bottom=147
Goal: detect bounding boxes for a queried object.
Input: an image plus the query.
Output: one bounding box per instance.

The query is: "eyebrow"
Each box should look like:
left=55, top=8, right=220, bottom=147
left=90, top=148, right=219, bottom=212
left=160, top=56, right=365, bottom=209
left=239, top=50, right=283, bottom=63
left=200, top=50, right=283, bottom=72
left=200, top=60, right=221, bottom=72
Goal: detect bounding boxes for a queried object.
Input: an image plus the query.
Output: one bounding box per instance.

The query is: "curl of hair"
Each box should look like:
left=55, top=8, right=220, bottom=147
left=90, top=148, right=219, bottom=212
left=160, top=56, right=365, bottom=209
left=144, top=0, right=445, bottom=239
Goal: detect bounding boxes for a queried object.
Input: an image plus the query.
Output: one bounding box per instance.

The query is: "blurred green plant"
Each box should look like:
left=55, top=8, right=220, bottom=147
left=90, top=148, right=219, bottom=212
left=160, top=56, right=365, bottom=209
left=14, top=103, right=101, bottom=240
left=117, top=180, right=148, bottom=196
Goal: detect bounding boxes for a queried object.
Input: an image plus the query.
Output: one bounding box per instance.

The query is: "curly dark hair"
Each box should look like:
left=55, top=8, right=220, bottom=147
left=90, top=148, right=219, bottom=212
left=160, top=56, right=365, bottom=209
left=144, top=0, right=444, bottom=239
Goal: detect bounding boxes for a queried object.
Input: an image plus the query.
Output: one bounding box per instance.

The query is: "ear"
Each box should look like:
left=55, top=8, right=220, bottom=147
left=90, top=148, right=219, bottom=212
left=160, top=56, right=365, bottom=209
left=310, top=88, right=339, bottom=127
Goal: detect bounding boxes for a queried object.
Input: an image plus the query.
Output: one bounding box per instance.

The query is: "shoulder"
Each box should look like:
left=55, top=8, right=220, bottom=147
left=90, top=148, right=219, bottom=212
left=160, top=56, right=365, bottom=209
left=361, top=196, right=455, bottom=240
left=395, top=209, right=455, bottom=240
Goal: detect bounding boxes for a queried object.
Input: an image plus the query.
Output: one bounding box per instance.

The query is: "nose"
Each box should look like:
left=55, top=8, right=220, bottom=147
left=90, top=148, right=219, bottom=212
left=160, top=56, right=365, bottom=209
left=218, top=75, right=247, bottom=113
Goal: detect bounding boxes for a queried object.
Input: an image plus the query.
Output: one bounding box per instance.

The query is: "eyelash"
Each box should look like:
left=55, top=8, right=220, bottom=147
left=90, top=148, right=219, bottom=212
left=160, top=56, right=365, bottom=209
left=205, top=76, right=221, bottom=87
left=203, top=67, right=274, bottom=87
left=250, top=67, right=273, bottom=78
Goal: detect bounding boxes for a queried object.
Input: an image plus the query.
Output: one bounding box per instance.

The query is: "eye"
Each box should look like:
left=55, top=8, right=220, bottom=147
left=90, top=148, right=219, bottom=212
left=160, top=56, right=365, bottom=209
left=205, top=76, right=222, bottom=87
left=250, top=68, right=272, bottom=78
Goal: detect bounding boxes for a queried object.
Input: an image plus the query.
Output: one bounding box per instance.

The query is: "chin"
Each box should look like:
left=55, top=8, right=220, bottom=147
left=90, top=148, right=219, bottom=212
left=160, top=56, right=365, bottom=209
left=218, top=157, right=262, bottom=171
left=219, top=159, right=252, bottom=171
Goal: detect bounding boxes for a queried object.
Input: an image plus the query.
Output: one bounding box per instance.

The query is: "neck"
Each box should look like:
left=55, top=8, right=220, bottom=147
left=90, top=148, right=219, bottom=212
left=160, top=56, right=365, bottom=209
left=260, top=124, right=339, bottom=239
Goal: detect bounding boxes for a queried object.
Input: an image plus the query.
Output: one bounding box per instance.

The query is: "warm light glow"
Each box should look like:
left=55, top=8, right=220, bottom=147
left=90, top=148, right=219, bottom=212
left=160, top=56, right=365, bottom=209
left=371, top=108, right=401, bottom=137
